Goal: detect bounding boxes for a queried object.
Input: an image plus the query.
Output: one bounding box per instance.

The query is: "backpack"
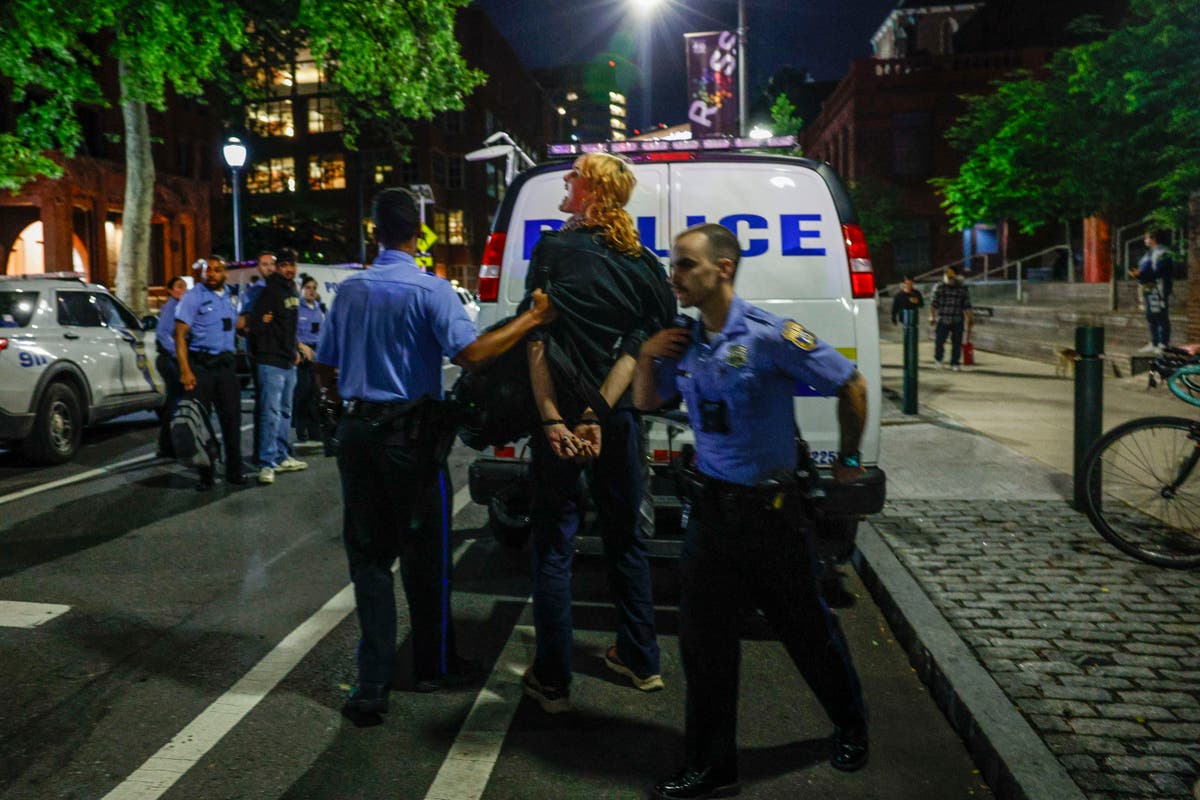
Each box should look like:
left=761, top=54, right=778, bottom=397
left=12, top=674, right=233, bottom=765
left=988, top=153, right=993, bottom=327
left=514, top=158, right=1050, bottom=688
left=450, top=325, right=609, bottom=451
left=170, top=398, right=221, bottom=468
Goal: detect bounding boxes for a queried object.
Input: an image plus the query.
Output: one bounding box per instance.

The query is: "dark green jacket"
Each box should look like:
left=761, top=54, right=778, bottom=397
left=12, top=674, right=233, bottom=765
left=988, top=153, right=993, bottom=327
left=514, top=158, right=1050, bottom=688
left=522, top=227, right=675, bottom=410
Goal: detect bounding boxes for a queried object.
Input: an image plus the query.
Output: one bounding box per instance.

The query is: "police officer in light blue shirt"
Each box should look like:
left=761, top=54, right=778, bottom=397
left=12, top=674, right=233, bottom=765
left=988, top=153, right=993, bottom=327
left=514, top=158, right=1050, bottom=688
left=154, top=276, right=187, bottom=457
left=174, top=256, right=246, bottom=488
left=313, top=187, right=556, bottom=725
left=633, top=223, right=869, bottom=800
left=292, top=274, right=326, bottom=445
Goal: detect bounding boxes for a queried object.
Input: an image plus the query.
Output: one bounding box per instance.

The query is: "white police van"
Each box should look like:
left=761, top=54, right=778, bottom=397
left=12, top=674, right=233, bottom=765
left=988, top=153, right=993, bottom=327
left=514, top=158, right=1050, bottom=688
left=0, top=275, right=163, bottom=464
left=467, top=140, right=885, bottom=555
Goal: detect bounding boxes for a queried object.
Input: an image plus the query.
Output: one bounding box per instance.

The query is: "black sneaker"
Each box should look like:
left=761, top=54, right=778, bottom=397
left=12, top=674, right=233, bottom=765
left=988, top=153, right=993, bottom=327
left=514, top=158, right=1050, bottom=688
left=521, top=667, right=571, bottom=714
left=341, top=683, right=389, bottom=727
left=830, top=726, right=869, bottom=772
left=413, top=658, right=483, bottom=693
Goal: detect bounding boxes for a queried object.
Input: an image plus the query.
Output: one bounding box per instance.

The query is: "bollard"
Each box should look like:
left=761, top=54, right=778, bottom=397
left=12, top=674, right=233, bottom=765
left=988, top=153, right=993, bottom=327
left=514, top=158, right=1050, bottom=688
left=902, top=308, right=919, bottom=414
left=1073, top=326, right=1104, bottom=510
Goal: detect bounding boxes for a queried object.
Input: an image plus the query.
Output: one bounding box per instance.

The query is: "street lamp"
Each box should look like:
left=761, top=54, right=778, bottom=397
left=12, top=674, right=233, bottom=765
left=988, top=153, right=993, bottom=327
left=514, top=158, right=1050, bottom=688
left=221, top=136, right=248, bottom=264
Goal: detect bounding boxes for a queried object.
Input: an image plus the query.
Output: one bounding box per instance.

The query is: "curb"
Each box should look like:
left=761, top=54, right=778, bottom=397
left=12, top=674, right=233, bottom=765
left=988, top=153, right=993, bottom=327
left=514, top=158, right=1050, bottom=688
left=853, top=522, right=1087, bottom=800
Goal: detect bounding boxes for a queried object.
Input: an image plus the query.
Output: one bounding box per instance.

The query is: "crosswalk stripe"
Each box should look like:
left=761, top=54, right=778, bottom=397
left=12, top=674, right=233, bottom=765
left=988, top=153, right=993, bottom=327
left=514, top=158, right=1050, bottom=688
left=0, top=600, right=72, bottom=628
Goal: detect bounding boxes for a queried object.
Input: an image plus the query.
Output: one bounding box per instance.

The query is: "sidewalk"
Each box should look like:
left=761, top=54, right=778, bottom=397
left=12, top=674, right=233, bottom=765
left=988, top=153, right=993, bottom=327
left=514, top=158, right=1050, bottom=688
left=858, top=341, right=1200, bottom=800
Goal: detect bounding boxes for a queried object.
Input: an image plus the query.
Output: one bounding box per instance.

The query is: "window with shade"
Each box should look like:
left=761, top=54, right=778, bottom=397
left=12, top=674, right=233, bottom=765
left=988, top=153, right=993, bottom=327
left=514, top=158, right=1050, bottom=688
left=308, top=154, right=347, bottom=191
left=448, top=210, right=465, bottom=246
left=246, top=157, right=297, bottom=194
left=307, top=96, right=343, bottom=134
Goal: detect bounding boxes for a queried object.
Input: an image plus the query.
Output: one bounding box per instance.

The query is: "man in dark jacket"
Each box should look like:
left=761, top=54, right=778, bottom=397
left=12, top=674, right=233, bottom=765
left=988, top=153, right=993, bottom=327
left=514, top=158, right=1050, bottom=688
left=248, top=248, right=306, bottom=483
left=520, top=152, right=676, bottom=714
left=890, top=276, right=924, bottom=325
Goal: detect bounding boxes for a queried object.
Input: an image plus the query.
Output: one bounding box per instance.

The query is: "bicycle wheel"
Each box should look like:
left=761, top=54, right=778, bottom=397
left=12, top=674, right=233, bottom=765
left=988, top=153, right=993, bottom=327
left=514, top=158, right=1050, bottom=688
left=1083, top=416, right=1200, bottom=568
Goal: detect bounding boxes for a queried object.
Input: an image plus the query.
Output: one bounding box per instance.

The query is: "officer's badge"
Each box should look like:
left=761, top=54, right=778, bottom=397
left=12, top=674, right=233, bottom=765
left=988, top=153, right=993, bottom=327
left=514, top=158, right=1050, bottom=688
left=725, top=345, right=748, bottom=367
left=782, top=320, right=817, bottom=351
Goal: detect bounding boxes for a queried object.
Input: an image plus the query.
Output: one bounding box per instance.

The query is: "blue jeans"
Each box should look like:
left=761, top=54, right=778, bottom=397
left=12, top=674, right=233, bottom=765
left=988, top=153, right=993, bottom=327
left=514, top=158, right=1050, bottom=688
left=1146, top=307, right=1171, bottom=347
left=528, top=409, right=660, bottom=689
left=256, top=363, right=296, bottom=467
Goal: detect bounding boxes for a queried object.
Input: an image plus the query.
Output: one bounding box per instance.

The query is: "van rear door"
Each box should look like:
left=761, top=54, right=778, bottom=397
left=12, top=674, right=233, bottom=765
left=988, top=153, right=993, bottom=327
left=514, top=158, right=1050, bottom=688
left=668, top=160, right=881, bottom=464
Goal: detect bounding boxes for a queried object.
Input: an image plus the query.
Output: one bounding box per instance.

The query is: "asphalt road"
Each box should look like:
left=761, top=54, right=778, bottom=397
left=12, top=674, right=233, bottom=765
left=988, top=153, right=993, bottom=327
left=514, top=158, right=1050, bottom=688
left=0, top=407, right=993, bottom=800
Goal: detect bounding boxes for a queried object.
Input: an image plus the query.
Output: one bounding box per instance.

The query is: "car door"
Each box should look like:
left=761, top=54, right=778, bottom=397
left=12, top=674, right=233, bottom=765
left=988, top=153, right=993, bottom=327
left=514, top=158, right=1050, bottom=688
left=93, top=293, right=161, bottom=395
left=55, top=290, right=123, bottom=405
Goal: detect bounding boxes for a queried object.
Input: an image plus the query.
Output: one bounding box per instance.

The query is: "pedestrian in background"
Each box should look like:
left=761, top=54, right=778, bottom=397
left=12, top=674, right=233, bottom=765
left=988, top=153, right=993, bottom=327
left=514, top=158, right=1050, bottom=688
left=929, top=266, right=973, bottom=371
left=634, top=223, right=869, bottom=800
left=240, top=251, right=277, bottom=465
left=175, top=256, right=246, bottom=489
left=292, top=273, right=325, bottom=450
left=155, top=276, right=188, bottom=458
left=314, top=187, right=557, bottom=726
left=1132, top=230, right=1174, bottom=352
left=247, top=247, right=306, bottom=484
left=890, top=275, right=923, bottom=325
left=522, top=152, right=675, bottom=714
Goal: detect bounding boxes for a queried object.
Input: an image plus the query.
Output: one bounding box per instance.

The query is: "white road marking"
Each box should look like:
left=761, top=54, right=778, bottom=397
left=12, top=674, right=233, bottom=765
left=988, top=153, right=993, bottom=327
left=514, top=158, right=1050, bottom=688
left=0, top=600, right=72, bottom=628
left=102, top=519, right=478, bottom=800
left=424, top=622, right=533, bottom=800
left=0, top=423, right=254, bottom=508
left=452, top=484, right=471, bottom=515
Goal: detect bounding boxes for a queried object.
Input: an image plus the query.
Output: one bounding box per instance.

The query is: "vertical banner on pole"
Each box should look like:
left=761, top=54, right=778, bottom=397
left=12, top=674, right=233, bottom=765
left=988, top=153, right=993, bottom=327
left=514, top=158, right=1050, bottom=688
left=685, top=31, right=739, bottom=139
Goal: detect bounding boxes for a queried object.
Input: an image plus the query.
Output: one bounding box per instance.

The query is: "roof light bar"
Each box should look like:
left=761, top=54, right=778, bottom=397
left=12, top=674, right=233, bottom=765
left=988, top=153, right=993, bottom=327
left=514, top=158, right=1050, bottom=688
left=546, top=135, right=796, bottom=157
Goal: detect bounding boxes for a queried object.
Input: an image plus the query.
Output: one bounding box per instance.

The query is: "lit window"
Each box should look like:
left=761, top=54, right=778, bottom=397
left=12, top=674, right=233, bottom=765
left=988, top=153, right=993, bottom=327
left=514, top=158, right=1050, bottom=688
left=566, top=91, right=579, bottom=102
left=307, top=96, right=343, bottom=134
left=246, top=100, right=294, bottom=138
left=609, top=92, right=626, bottom=104
left=612, top=132, right=627, bottom=141
left=373, top=163, right=394, bottom=185
left=307, top=154, right=347, bottom=191
left=246, top=157, right=297, bottom=194
left=609, top=104, right=626, bottom=118
left=433, top=210, right=448, bottom=243
left=448, top=210, right=465, bottom=245
left=610, top=117, right=625, bottom=131
left=293, top=54, right=327, bottom=95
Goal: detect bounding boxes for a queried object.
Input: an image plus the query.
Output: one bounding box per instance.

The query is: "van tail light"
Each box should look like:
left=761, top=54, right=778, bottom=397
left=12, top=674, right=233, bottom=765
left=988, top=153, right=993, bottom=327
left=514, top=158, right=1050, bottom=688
left=478, top=232, right=506, bottom=302
left=842, top=223, right=876, bottom=299
left=0, top=338, right=7, bottom=352
left=493, top=446, right=515, bottom=458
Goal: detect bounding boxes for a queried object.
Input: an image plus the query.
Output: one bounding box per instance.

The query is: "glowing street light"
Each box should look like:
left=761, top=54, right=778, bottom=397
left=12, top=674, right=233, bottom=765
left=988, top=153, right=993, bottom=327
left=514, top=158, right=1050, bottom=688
left=221, top=136, right=248, bottom=263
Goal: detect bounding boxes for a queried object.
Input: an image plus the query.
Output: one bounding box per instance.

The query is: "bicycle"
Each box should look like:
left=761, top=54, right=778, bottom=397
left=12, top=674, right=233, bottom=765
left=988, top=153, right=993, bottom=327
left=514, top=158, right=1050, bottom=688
left=1081, top=347, right=1200, bottom=568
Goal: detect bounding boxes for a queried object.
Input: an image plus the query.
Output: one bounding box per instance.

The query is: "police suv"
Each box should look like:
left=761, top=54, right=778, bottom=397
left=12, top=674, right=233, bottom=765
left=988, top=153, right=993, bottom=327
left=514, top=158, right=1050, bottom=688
left=0, top=275, right=162, bottom=464
left=467, top=140, right=885, bottom=554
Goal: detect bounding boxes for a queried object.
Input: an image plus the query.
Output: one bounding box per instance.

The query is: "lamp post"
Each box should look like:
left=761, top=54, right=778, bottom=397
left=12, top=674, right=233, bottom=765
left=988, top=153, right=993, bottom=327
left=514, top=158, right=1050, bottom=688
left=221, top=136, right=248, bottom=264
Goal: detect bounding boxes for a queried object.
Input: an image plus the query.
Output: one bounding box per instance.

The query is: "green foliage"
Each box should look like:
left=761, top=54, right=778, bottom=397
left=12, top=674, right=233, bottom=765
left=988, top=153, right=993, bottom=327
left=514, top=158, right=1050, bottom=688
left=769, top=93, right=803, bottom=139
left=936, top=0, right=1198, bottom=232
left=849, top=177, right=904, bottom=253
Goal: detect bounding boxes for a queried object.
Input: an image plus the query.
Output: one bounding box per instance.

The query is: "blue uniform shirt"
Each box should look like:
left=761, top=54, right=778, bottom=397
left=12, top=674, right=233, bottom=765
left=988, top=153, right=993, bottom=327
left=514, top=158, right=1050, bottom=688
left=315, top=249, right=477, bottom=402
left=156, top=296, right=179, bottom=356
left=653, top=295, right=855, bottom=486
left=241, top=280, right=265, bottom=316
left=296, top=298, right=325, bottom=347
left=175, top=283, right=239, bottom=354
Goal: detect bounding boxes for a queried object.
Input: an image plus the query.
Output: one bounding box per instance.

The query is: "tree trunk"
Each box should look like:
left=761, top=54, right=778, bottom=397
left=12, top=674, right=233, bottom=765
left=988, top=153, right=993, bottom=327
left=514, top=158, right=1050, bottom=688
left=116, top=59, right=154, bottom=315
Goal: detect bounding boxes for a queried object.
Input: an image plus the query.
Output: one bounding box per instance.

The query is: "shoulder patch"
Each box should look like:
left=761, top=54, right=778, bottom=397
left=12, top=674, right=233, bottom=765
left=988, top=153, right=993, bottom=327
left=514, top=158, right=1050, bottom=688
left=782, top=320, right=817, bottom=351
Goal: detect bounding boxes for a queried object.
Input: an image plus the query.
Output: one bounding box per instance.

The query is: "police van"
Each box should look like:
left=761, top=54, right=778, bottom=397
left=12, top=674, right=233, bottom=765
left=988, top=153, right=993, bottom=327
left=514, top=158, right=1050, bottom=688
left=467, top=140, right=885, bottom=554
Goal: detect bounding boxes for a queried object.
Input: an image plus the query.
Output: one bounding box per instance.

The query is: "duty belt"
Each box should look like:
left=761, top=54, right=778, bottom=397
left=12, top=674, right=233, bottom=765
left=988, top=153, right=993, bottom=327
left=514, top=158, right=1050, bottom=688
left=344, top=398, right=409, bottom=418
left=691, top=471, right=798, bottom=513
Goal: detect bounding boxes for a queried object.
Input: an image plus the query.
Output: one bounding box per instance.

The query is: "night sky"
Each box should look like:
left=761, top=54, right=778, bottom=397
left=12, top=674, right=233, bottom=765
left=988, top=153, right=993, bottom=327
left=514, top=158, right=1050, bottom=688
left=474, top=0, right=900, bottom=132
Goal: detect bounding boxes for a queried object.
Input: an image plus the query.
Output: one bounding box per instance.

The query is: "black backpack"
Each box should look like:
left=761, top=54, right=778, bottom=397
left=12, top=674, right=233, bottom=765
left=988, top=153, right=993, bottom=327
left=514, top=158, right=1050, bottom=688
left=170, top=398, right=221, bottom=468
left=450, top=326, right=609, bottom=451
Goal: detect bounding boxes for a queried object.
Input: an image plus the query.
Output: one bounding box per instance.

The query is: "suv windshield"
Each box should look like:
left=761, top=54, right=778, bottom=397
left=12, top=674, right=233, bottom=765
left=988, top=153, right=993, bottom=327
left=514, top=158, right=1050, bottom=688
left=0, top=290, right=38, bottom=327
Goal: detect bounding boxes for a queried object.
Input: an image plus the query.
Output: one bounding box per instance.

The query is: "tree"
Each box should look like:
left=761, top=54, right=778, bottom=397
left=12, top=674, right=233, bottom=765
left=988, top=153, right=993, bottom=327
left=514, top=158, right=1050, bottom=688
left=934, top=1, right=1198, bottom=234
left=0, top=0, right=483, bottom=313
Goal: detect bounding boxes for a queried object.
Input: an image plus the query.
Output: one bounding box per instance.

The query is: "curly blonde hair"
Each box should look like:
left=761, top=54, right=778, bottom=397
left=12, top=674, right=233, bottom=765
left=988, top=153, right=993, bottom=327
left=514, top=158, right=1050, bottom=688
left=572, top=153, right=642, bottom=257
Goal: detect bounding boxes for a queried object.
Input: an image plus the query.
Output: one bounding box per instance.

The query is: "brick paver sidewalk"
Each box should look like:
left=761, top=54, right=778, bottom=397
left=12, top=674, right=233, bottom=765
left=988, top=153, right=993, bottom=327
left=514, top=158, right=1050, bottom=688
left=873, top=499, right=1200, bottom=799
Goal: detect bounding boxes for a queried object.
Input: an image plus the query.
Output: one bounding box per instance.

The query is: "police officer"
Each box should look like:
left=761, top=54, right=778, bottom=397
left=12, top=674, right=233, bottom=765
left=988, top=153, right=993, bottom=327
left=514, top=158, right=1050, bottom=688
left=292, top=273, right=325, bottom=448
left=175, top=256, right=246, bottom=489
left=313, top=188, right=555, bottom=725
left=633, top=223, right=869, bottom=799
left=155, top=276, right=187, bottom=457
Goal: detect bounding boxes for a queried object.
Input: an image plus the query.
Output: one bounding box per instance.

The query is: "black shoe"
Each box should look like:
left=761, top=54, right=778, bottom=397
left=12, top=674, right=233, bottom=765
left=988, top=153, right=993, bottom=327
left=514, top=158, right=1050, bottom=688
left=652, top=766, right=740, bottom=799
left=196, top=467, right=215, bottom=491
left=830, top=726, right=869, bottom=772
left=413, top=658, right=483, bottom=693
left=225, top=471, right=248, bottom=486
left=341, top=683, right=389, bottom=727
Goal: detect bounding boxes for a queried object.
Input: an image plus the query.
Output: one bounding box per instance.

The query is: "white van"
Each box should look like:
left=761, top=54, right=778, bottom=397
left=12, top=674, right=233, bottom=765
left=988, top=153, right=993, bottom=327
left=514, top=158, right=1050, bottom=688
left=466, top=145, right=886, bottom=555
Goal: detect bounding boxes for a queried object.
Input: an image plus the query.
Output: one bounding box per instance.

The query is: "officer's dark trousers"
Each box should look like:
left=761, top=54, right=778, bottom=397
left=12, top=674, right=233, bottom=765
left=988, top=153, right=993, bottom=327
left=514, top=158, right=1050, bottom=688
left=155, top=351, right=182, bottom=456
left=679, top=483, right=866, bottom=773
left=529, top=409, right=660, bottom=689
left=292, top=360, right=322, bottom=441
left=934, top=320, right=965, bottom=366
left=185, top=351, right=242, bottom=477
left=335, top=415, right=456, bottom=687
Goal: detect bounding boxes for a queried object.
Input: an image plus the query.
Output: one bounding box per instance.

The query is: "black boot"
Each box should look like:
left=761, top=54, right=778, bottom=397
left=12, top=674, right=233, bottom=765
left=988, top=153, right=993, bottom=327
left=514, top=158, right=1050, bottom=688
left=652, top=766, right=740, bottom=799
left=830, top=725, right=869, bottom=772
